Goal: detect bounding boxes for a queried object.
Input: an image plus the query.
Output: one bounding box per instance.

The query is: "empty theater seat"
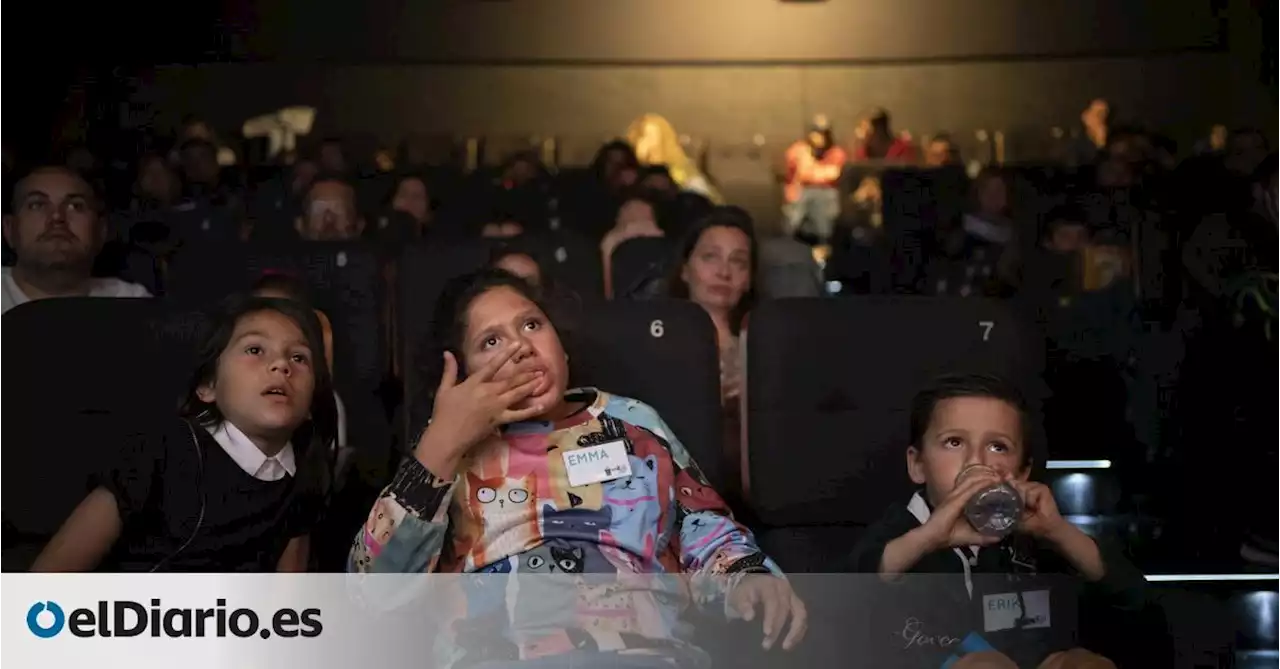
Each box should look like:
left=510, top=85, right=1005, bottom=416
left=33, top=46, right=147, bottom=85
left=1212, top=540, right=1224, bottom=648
left=2, top=298, right=203, bottom=568
left=745, top=297, right=1045, bottom=572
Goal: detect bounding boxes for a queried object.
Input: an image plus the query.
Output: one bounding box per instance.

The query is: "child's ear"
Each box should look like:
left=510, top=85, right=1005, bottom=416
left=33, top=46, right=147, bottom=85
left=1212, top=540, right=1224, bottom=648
left=906, top=446, right=927, bottom=485
left=196, top=382, right=217, bottom=404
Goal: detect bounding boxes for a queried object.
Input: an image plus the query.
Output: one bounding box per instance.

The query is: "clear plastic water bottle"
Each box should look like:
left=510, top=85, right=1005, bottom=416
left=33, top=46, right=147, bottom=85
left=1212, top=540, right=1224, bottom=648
left=955, top=464, right=1023, bottom=537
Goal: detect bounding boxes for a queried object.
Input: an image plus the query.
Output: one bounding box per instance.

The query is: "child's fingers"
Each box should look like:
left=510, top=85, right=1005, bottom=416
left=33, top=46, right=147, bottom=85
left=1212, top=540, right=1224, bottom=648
left=437, top=351, right=459, bottom=391
left=473, top=343, right=527, bottom=382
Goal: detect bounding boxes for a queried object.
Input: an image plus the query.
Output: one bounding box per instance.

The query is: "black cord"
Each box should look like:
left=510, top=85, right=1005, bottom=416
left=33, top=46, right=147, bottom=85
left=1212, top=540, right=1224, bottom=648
left=150, top=420, right=205, bottom=573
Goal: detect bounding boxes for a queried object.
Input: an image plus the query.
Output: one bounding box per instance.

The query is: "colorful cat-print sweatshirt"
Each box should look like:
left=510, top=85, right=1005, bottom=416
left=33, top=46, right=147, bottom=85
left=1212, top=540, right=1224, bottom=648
left=350, top=388, right=781, bottom=667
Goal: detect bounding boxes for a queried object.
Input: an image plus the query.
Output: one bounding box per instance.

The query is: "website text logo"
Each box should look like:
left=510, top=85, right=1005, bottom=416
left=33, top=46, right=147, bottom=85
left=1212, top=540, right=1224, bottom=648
left=26, top=599, right=321, bottom=639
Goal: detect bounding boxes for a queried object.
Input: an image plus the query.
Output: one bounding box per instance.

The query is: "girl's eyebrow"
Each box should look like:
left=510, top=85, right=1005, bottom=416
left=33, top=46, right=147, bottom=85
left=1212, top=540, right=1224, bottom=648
left=232, top=331, right=311, bottom=350
left=231, top=330, right=267, bottom=344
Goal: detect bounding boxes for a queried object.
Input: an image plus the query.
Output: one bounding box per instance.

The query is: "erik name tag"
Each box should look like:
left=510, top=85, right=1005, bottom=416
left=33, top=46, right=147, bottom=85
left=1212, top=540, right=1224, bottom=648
left=982, top=590, right=1051, bottom=633
left=563, top=440, right=632, bottom=488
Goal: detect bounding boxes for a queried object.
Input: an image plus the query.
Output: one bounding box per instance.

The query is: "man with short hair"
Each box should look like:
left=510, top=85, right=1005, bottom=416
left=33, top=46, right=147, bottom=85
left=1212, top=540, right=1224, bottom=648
left=296, top=175, right=365, bottom=241
left=2, top=166, right=151, bottom=314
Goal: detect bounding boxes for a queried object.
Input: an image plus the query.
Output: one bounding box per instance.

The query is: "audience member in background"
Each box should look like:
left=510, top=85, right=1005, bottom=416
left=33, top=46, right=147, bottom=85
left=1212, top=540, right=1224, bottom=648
left=2, top=166, right=151, bottom=314
left=372, top=147, right=396, bottom=174
left=1043, top=208, right=1092, bottom=256
left=783, top=115, right=848, bottom=247
left=500, top=150, right=545, bottom=191
left=178, top=138, right=225, bottom=199
left=297, top=175, right=365, bottom=241
left=252, top=273, right=350, bottom=468
left=852, top=108, right=918, bottom=163
left=388, top=173, right=432, bottom=235
left=480, top=215, right=525, bottom=240
left=669, top=208, right=758, bottom=498
left=601, top=195, right=665, bottom=298
left=1193, top=124, right=1229, bottom=156
left=1020, top=205, right=1092, bottom=312
left=668, top=208, right=756, bottom=403
left=850, top=374, right=1150, bottom=669
left=1224, top=127, right=1270, bottom=179
left=826, top=175, right=891, bottom=294
left=352, top=269, right=805, bottom=667
left=924, top=133, right=962, bottom=168
left=131, top=153, right=181, bottom=213
left=932, top=167, right=1021, bottom=297
left=489, top=243, right=549, bottom=292
left=627, top=113, right=723, bottom=203
left=1069, top=98, right=1111, bottom=166
left=1184, top=152, right=1278, bottom=323
left=179, top=115, right=216, bottom=143
left=639, top=164, right=679, bottom=203
left=32, top=295, right=337, bottom=572
left=319, top=138, right=349, bottom=175
left=591, top=140, right=640, bottom=197
left=291, top=159, right=320, bottom=199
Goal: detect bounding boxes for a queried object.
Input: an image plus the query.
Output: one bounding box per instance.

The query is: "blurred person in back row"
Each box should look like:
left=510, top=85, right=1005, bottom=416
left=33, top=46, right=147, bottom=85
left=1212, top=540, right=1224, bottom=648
left=351, top=269, right=804, bottom=668
left=601, top=195, right=665, bottom=298
left=297, top=175, right=365, bottom=241
left=849, top=374, right=1156, bottom=669
left=32, top=295, right=337, bottom=572
left=2, top=166, right=151, bottom=314
left=783, top=115, right=848, bottom=246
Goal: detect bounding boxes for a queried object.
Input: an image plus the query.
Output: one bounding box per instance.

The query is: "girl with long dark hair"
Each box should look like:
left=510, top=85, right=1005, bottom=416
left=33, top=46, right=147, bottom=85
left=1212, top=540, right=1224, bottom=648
left=32, top=295, right=337, bottom=572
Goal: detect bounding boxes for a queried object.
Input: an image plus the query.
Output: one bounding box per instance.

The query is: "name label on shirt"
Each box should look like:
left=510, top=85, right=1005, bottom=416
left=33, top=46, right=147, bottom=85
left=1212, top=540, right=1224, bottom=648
left=982, top=590, right=1050, bottom=633
left=563, top=440, right=631, bottom=488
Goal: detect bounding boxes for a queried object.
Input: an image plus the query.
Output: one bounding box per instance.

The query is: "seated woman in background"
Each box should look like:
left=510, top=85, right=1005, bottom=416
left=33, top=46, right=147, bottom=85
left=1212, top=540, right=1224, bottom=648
left=667, top=208, right=758, bottom=498
left=32, top=295, right=337, bottom=572
left=627, top=113, right=723, bottom=204
left=351, top=269, right=804, bottom=668
left=601, top=195, right=666, bottom=298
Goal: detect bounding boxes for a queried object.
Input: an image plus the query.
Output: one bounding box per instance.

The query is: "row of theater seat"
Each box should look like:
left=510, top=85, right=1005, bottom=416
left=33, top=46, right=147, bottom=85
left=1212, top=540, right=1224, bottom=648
left=3, top=287, right=1049, bottom=573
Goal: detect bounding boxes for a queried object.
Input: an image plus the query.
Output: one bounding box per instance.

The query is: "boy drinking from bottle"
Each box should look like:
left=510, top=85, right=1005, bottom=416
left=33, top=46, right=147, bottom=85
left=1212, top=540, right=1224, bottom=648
left=849, top=374, right=1157, bottom=668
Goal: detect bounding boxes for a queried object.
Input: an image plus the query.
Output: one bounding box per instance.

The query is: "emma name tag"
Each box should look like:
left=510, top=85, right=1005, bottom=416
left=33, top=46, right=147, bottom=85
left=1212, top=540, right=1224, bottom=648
left=982, top=590, right=1051, bottom=633
left=563, top=440, right=632, bottom=488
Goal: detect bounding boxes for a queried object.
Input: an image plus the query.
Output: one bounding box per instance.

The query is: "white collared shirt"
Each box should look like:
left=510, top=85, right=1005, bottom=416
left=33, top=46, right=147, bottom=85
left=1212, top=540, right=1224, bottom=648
left=208, top=421, right=296, bottom=482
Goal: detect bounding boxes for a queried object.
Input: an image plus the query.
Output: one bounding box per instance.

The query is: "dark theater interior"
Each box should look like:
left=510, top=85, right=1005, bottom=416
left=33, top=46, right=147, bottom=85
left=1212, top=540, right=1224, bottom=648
left=3, top=1, right=1277, bottom=667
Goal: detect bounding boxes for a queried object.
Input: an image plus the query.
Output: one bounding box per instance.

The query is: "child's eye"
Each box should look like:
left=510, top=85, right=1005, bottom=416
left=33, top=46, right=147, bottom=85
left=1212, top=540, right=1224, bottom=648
left=481, top=335, right=500, bottom=351
left=291, top=353, right=310, bottom=364
left=523, top=318, right=541, bottom=332
left=943, top=436, right=964, bottom=449
left=246, top=345, right=262, bottom=355
left=989, top=442, right=1009, bottom=454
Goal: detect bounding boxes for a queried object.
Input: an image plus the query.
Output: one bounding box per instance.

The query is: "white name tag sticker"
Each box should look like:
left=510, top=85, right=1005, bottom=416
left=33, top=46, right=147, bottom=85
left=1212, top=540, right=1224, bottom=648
left=982, top=590, right=1050, bottom=633
left=563, top=440, right=632, bottom=488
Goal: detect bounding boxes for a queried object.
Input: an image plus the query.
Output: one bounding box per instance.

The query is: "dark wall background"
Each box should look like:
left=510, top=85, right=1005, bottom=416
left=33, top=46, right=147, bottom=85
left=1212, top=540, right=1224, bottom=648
left=11, top=0, right=1274, bottom=221
left=234, top=0, right=1221, bottom=64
